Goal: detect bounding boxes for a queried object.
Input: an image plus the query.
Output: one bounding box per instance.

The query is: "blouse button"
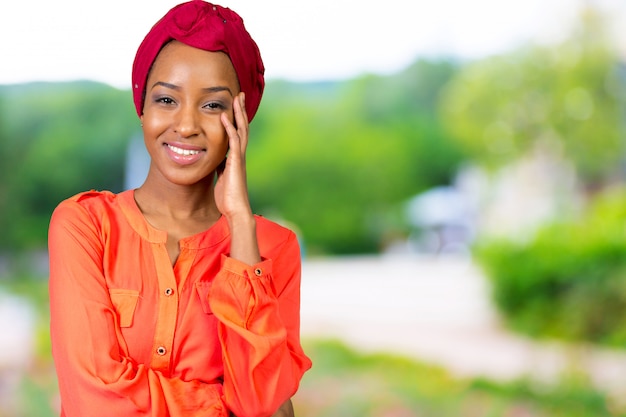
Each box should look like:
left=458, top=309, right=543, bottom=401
left=156, top=346, right=167, bottom=356
left=254, top=268, right=262, bottom=276
left=164, top=288, right=174, bottom=296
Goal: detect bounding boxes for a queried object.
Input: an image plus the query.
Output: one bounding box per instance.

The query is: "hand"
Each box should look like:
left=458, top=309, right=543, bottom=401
left=214, top=92, right=253, bottom=223
left=215, top=92, right=261, bottom=265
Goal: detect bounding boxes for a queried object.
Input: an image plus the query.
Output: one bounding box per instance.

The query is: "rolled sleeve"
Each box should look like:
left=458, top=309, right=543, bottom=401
left=220, top=254, right=274, bottom=281
left=209, top=234, right=311, bottom=417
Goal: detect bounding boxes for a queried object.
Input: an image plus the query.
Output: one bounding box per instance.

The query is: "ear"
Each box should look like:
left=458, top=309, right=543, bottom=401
left=140, top=114, right=144, bottom=127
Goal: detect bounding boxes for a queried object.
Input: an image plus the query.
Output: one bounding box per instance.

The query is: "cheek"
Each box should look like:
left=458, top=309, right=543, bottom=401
left=205, top=119, right=229, bottom=142
left=141, top=113, right=167, bottom=139
left=214, top=129, right=230, bottom=156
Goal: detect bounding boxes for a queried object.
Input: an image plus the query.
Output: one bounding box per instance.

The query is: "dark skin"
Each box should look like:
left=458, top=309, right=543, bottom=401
left=136, top=41, right=294, bottom=417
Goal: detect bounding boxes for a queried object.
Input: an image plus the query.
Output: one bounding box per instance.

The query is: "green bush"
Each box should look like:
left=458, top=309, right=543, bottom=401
left=474, top=186, right=626, bottom=346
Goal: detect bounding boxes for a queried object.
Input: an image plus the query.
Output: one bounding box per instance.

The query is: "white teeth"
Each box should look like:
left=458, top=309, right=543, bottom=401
left=168, top=144, right=201, bottom=156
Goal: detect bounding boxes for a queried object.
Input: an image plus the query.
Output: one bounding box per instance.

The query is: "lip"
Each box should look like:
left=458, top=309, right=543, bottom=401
left=163, top=142, right=206, bottom=166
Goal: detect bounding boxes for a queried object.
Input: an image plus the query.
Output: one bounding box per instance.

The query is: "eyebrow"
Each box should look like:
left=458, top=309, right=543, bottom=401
left=151, top=81, right=233, bottom=96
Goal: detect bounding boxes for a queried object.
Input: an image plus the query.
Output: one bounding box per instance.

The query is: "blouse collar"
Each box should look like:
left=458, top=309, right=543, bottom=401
left=117, top=189, right=230, bottom=249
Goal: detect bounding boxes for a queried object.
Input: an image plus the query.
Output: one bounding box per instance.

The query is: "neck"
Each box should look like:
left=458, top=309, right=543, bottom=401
left=134, top=172, right=220, bottom=222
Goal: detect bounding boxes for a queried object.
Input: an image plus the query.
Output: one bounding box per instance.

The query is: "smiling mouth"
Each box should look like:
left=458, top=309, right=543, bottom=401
left=166, top=144, right=203, bottom=156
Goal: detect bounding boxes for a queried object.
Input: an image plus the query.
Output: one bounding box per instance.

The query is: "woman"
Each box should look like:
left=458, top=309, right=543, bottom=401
left=48, top=2, right=312, bottom=416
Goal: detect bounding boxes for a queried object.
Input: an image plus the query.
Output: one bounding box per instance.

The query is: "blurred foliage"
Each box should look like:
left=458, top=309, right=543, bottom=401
left=474, top=185, right=626, bottom=347
left=249, top=60, right=463, bottom=253
left=0, top=82, right=137, bottom=250
left=450, top=6, right=626, bottom=348
left=439, top=8, right=625, bottom=184
left=0, top=60, right=464, bottom=254
left=292, top=339, right=618, bottom=417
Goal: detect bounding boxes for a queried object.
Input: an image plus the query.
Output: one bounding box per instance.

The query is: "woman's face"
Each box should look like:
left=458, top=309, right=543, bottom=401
left=141, top=41, right=240, bottom=186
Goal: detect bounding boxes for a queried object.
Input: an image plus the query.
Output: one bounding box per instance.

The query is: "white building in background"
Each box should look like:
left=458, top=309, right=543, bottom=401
left=404, top=141, right=583, bottom=255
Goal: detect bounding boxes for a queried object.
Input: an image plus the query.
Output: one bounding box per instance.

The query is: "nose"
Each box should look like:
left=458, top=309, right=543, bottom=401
left=174, top=104, right=200, bottom=138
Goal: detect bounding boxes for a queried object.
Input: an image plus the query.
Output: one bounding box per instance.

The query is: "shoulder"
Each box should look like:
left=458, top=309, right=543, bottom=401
left=51, top=190, right=119, bottom=226
left=56, top=189, right=118, bottom=209
left=70, top=189, right=117, bottom=206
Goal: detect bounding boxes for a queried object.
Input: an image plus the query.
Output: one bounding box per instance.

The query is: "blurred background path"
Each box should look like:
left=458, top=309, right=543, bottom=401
left=299, top=255, right=626, bottom=396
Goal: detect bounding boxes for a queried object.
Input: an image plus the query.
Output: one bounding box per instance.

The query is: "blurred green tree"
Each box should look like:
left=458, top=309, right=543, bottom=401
left=462, top=7, right=626, bottom=348
left=439, top=7, right=623, bottom=185
left=0, top=82, right=137, bottom=250
left=248, top=61, right=465, bottom=254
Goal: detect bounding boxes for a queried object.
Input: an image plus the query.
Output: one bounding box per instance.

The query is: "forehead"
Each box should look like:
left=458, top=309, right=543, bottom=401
left=148, top=41, right=240, bottom=90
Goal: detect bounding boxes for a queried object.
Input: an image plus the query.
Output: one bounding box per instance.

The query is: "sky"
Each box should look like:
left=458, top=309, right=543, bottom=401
left=2, top=0, right=626, bottom=89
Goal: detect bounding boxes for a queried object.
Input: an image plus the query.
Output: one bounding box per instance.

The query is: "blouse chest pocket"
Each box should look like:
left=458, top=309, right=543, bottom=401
left=195, top=281, right=213, bottom=315
left=109, top=289, right=140, bottom=328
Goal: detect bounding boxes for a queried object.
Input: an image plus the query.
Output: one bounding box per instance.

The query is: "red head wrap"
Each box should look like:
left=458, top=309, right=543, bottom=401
left=132, top=0, right=265, bottom=121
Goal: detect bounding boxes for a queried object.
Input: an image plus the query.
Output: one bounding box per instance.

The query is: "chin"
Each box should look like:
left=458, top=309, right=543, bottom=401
left=166, top=171, right=216, bottom=187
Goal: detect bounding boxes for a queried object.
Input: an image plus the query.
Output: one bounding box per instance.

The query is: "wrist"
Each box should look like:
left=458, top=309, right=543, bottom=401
left=227, top=213, right=261, bottom=265
left=225, top=211, right=256, bottom=230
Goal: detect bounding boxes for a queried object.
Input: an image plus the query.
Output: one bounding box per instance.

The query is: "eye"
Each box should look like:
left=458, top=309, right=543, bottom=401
left=203, top=101, right=226, bottom=110
left=155, top=96, right=176, bottom=105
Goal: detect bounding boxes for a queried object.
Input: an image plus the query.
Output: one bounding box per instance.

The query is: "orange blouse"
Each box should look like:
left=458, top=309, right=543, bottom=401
left=48, top=190, right=311, bottom=417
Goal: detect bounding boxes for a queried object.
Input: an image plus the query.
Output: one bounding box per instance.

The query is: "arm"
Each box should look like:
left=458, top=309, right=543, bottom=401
left=215, top=92, right=260, bottom=267
left=209, top=231, right=311, bottom=417
left=49, top=200, right=227, bottom=417
left=211, top=94, right=311, bottom=417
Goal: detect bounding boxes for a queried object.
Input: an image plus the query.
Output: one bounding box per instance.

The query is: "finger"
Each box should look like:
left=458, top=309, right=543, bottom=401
left=220, top=112, right=241, bottom=153
left=234, top=92, right=249, bottom=152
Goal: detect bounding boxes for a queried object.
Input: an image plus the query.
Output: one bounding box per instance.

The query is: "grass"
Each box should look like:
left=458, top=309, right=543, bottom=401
left=293, top=339, right=624, bottom=417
